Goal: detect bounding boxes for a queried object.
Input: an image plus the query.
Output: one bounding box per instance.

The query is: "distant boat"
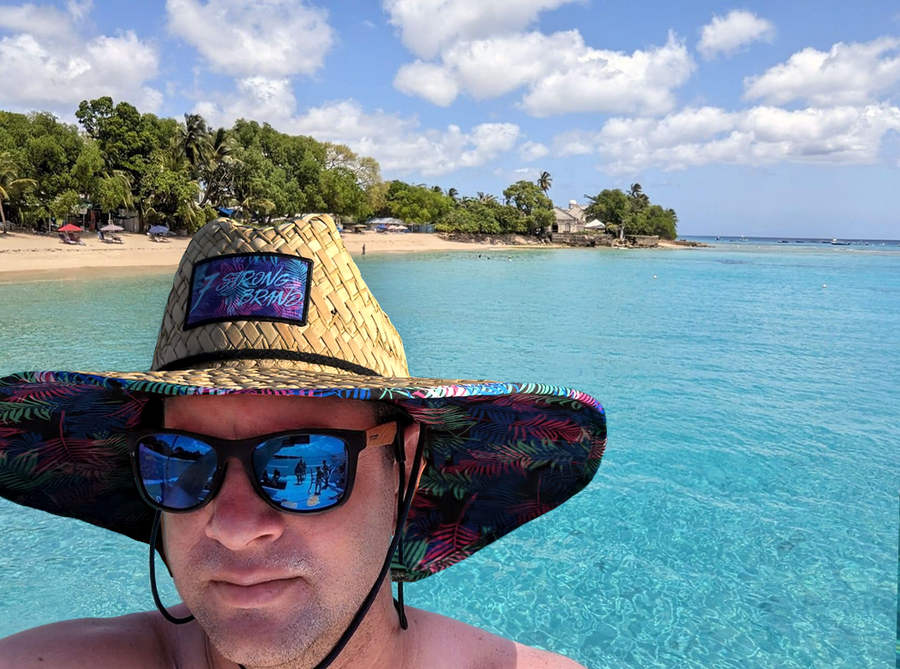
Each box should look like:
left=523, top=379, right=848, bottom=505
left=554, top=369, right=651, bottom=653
left=779, top=240, right=790, bottom=243
left=795, top=240, right=805, bottom=244
left=831, top=238, right=850, bottom=246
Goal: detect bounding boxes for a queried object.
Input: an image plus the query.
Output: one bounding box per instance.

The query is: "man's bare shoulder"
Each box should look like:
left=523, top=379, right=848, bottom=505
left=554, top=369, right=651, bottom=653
left=408, top=607, right=586, bottom=669
left=0, top=611, right=169, bottom=669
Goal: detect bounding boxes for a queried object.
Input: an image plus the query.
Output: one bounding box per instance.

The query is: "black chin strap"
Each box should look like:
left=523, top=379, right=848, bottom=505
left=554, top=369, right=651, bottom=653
left=150, top=510, right=194, bottom=624
left=149, top=429, right=425, bottom=669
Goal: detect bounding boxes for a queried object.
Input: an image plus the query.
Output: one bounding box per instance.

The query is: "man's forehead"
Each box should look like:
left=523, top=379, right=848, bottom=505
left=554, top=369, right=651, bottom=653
left=162, top=395, right=377, bottom=436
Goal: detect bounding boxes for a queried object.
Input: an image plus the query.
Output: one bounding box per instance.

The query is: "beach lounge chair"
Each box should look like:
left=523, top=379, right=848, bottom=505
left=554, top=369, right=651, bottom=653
left=112, top=234, right=124, bottom=244
left=59, top=232, right=69, bottom=244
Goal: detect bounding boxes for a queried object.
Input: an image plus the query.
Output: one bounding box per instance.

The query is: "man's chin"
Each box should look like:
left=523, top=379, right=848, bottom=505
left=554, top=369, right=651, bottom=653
left=201, top=605, right=326, bottom=667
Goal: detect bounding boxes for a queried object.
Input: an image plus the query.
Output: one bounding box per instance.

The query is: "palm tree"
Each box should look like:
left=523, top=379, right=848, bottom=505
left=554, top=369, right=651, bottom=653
left=95, top=170, right=134, bottom=225
left=0, top=151, right=36, bottom=233
left=178, top=114, right=211, bottom=176
left=448, top=187, right=459, bottom=201
left=232, top=172, right=274, bottom=225
left=537, top=171, right=552, bottom=193
left=431, top=185, right=443, bottom=194
left=628, top=182, right=649, bottom=212
left=477, top=191, right=497, bottom=204
left=199, top=127, right=240, bottom=208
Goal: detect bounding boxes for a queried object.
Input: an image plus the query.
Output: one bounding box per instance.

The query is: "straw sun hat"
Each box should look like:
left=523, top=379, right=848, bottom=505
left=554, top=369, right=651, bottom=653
left=0, top=214, right=607, bottom=582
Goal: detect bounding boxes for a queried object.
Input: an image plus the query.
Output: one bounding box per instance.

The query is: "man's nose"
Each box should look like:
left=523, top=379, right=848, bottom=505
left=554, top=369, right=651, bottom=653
left=205, top=457, right=285, bottom=550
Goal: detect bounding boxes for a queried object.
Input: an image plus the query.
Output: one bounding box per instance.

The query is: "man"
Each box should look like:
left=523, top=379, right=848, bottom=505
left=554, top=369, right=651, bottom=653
left=0, top=215, right=607, bottom=668
left=295, top=457, right=306, bottom=485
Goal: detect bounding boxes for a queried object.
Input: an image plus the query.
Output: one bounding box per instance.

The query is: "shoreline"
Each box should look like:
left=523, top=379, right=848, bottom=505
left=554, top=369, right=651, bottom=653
left=0, top=230, right=698, bottom=280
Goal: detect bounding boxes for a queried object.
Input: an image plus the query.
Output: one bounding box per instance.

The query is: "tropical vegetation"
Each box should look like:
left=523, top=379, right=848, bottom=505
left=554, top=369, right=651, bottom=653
left=584, top=183, right=678, bottom=240
left=0, top=98, right=677, bottom=240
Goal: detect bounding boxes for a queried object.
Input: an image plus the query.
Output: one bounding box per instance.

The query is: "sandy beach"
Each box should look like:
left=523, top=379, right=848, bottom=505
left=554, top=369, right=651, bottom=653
left=0, top=229, right=541, bottom=277
left=0, top=229, right=698, bottom=280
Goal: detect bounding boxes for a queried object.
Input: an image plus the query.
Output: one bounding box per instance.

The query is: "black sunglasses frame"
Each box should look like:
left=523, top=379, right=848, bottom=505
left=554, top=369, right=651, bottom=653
left=127, top=422, right=398, bottom=516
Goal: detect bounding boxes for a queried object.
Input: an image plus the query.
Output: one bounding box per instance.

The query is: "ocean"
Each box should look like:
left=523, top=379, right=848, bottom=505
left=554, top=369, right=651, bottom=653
left=1, top=240, right=898, bottom=668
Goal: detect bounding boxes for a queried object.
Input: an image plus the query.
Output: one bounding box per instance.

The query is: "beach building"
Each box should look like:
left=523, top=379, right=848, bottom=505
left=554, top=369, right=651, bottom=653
left=552, top=200, right=605, bottom=234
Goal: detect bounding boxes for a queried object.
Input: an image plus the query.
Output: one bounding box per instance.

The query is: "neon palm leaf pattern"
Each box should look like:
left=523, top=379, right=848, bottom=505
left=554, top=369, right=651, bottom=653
left=186, top=254, right=311, bottom=327
left=0, top=371, right=606, bottom=582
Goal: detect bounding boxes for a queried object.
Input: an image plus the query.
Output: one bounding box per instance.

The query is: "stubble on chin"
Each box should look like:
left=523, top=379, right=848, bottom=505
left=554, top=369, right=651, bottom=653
left=171, top=546, right=371, bottom=667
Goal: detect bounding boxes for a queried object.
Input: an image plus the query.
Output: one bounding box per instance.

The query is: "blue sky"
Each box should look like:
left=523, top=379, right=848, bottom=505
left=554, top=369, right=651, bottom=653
left=2, top=0, right=899, bottom=238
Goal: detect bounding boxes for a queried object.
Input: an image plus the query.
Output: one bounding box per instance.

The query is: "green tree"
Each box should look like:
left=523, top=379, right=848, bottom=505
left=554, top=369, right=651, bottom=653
left=627, top=182, right=649, bottom=214
left=76, top=98, right=160, bottom=178
left=323, top=142, right=380, bottom=189
left=23, top=114, right=83, bottom=225
left=319, top=166, right=369, bottom=221
left=0, top=150, right=36, bottom=232
left=635, top=204, right=678, bottom=240
left=447, top=187, right=459, bottom=201
left=585, top=189, right=631, bottom=240
left=94, top=171, right=135, bottom=224
left=387, top=184, right=452, bottom=229
left=141, top=150, right=205, bottom=232
left=503, top=180, right=553, bottom=235
left=49, top=189, right=80, bottom=223
left=503, top=180, right=552, bottom=216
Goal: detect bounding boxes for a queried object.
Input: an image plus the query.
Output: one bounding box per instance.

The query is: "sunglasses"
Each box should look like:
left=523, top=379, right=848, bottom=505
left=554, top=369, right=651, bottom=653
left=127, top=423, right=398, bottom=515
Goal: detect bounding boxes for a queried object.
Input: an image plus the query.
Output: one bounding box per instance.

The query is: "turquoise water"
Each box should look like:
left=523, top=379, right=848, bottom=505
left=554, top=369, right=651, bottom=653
left=1, top=242, right=898, bottom=667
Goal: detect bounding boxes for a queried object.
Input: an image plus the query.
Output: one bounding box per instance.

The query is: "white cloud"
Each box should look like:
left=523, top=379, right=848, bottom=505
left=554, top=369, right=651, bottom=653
left=552, top=130, right=598, bottom=156
left=166, top=0, right=333, bottom=77
left=65, top=0, right=93, bottom=20
left=195, top=84, right=520, bottom=176
left=394, top=30, right=695, bottom=116
left=518, top=140, right=549, bottom=161
left=383, top=0, right=578, bottom=60
left=744, top=37, right=900, bottom=106
left=697, top=10, right=775, bottom=60
left=0, top=30, right=161, bottom=113
left=0, top=3, right=75, bottom=38
left=493, top=166, right=541, bottom=183
left=394, top=61, right=459, bottom=106
left=556, top=104, right=900, bottom=175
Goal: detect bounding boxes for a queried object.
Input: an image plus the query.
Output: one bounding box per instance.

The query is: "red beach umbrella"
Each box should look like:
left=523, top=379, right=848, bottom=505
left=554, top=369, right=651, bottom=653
left=58, top=224, right=83, bottom=232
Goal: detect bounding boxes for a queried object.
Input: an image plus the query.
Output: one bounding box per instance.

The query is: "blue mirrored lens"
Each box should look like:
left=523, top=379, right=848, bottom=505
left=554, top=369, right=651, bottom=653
left=137, top=434, right=217, bottom=510
left=252, top=434, right=349, bottom=511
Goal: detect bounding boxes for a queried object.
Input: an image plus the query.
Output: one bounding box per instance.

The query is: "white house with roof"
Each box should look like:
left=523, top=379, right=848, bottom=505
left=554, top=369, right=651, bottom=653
left=552, top=200, right=605, bottom=233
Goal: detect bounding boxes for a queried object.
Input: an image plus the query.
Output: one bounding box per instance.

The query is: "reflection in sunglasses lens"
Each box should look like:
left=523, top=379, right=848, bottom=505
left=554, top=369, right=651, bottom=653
left=138, top=434, right=217, bottom=509
left=253, top=434, right=349, bottom=511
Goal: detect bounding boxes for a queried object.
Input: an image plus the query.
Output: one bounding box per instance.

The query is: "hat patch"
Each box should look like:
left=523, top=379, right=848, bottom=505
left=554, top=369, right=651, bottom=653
left=184, top=253, right=313, bottom=329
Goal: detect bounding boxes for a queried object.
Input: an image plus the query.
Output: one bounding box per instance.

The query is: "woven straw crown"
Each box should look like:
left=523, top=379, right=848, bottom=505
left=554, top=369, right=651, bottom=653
left=151, top=215, right=409, bottom=378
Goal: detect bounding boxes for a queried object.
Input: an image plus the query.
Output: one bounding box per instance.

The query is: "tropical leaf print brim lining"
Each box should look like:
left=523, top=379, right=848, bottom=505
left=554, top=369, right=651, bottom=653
left=0, top=370, right=607, bottom=582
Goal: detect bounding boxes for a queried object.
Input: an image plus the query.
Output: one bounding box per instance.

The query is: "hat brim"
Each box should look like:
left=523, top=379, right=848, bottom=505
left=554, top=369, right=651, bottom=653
left=0, top=368, right=606, bottom=582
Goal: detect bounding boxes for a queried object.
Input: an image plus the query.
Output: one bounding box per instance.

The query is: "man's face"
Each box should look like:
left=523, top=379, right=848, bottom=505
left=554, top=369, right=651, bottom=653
left=162, top=394, right=402, bottom=666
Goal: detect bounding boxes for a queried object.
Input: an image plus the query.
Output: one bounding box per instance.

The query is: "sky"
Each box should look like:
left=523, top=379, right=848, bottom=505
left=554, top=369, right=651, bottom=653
left=1, top=0, right=899, bottom=238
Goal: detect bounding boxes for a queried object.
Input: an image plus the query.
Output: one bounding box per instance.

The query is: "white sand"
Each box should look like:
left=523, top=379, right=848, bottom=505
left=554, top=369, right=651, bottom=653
left=0, top=230, right=532, bottom=277
left=0, top=229, right=695, bottom=279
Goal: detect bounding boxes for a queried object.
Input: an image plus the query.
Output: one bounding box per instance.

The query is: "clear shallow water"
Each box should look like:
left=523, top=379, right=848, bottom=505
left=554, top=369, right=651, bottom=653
left=1, top=243, right=898, bottom=668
